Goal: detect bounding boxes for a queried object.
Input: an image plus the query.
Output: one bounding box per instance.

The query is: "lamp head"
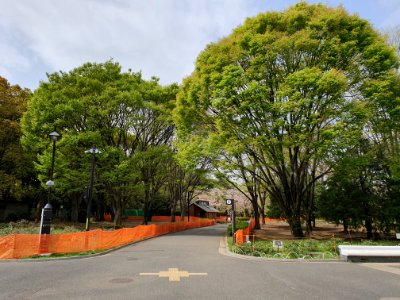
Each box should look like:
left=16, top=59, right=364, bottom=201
left=49, top=131, right=60, bottom=141
left=46, top=180, right=54, bottom=187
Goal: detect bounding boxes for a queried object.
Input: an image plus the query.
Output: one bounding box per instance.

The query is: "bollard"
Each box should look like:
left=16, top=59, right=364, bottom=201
left=39, top=203, right=53, bottom=234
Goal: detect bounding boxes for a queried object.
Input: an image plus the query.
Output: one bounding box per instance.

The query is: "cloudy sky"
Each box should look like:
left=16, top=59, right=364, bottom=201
left=1, top=0, right=399, bottom=90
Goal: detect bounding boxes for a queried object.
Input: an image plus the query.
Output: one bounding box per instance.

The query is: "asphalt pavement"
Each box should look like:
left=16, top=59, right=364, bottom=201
left=1, top=224, right=400, bottom=300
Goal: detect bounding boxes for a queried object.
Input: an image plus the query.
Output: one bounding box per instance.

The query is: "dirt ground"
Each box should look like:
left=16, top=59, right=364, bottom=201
left=254, top=220, right=368, bottom=241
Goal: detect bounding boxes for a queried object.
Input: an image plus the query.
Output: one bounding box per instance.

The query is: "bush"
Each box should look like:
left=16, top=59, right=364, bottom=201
left=231, top=238, right=400, bottom=259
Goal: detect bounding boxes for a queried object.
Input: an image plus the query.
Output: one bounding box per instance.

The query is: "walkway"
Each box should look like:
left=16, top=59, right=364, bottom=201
left=1, top=224, right=400, bottom=299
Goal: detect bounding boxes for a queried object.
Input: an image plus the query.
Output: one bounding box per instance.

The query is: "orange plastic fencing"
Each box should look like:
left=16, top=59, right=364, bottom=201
left=103, top=215, right=210, bottom=222
left=235, top=219, right=256, bottom=245
left=234, top=218, right=281, bottom=245
left=0, top=219, right=215, bottom=259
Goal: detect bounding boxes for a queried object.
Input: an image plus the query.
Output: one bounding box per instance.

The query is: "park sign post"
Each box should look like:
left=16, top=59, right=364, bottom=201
left=226, top=199, right=236, bottom=244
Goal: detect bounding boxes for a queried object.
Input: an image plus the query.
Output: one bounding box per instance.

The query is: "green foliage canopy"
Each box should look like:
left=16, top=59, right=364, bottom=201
left=0, top=77, right=34, bottom=202
left=174, top=3, right=399, bottom=236
left=21, top=61, right=178, bottom=224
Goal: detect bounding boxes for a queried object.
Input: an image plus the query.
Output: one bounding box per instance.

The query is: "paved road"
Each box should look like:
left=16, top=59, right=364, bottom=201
left=1, top=224, right=400, bottom=300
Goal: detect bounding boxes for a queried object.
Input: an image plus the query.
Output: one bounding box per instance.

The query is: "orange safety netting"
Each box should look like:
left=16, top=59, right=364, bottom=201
left=104, top=215, right=222, bottom=222
left=0, top=218, right=215, bottom=259
left=234, top=218, right=281, bottom=245
left=235, top=219, right=256, bottom=245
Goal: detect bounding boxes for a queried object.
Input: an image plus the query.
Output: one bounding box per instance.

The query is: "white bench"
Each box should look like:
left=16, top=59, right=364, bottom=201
left=338, top=245, right=400, bottom=262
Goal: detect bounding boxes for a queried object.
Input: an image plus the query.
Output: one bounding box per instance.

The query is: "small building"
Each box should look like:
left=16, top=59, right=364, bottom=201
left=189, top=200, right=220, bottom=219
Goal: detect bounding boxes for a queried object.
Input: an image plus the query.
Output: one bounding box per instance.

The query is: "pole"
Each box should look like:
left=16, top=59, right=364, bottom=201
left=47, top=139, right=56, bottom=204
left=40, top=131, right=59, bottom=235
left=187, top=192, right=190, bottom=222
left=232, top=199, right=236, bottom=244
left=85, top=146, right=101, bottom=231
left=86, top=147, right=96, bottom=231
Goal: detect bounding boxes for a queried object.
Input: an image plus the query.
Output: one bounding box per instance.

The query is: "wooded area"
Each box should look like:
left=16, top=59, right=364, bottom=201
left=1, top=3, right=400, bottom=237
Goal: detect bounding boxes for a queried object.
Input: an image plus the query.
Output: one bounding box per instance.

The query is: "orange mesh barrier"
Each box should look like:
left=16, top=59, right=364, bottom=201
left=234, top=218, right=282, bottom=245
left=103, top=215, right=208, bottom=222
left=235, top=219, right=255, bottom=245
left=0, top=219, right=215, bottom=259
left=263, top=218, right=282, bottom=222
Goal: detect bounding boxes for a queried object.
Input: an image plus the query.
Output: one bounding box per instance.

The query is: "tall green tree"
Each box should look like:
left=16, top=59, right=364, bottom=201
left=0, top=77, right=38, bottom=211
left=165, top=155, right=209, bottom=222
left=317, top=139, right=389, bottom=238
left=174, top=3, right=398, bottom=236
left=21, top=61, right=178, bottom=226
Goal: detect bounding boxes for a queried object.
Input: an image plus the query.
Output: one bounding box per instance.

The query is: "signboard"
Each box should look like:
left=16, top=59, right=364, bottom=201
left=273, top=240, right=283, bottom=250
left=226, top=199, right=233, bottom=205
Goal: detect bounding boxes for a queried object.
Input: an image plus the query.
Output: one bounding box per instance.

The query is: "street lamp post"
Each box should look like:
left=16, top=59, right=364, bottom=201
left=226, top=199, right=236, bottom=244
left=40, top=131, right=60, bottom=235
left=85, top=145, right=101, bottom=231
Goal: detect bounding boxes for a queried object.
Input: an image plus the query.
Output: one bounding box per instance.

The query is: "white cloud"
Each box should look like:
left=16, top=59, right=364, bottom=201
left=0, top=0, right=399, bottom=90
left=0, top=41, right=30, bottom=78
left=0, top=0, right=258, bottom=89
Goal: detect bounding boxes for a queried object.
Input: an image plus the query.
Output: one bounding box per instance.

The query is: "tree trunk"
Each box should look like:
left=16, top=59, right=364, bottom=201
left=365, top=218, right=373, bottom=239
left=143, top=187, right=152, bottom=225
left=253, top=206, right=261, bottom=229
left=96, top=193, right=105, bottom=221
left=258, top=194, right=266, bottom=225
left=170, top=210, right=176, bottom=222
left=343, top=219, right=349, bottom=234
left=111, top=191, right=124, bottom=228
left=305, top=212, right=315, bottom=236
left=363, top=198, right=373, bottom=239
left=304, top=179, right=316, bottom=236
left=143, top=203, right=153, bottom=225
left=170, top=198, right=177, bottom=222
left=180, top=196, right=185, bottom=221
left=70, top=195, right=80, bottom=223
left=113, top=200, right=123, bottom=228
left=312, top=215, right=316, bottom=228
left=250, top=194, right=261, bottom=230
left=288, top=216, right=304, bottom=237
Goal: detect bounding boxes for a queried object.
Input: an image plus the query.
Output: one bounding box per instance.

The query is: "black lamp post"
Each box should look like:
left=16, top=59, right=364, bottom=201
left=39, top=131, right=60, bottom=235
left=85, top=145, right=101, bottom=231
left=226, top=199, right=236, bottom=244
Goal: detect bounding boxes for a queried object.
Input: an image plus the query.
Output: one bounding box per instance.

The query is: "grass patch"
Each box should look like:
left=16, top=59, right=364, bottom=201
left=0, top=221, right=81, bottom=236
left=229, top=238, right=400, bottom=260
